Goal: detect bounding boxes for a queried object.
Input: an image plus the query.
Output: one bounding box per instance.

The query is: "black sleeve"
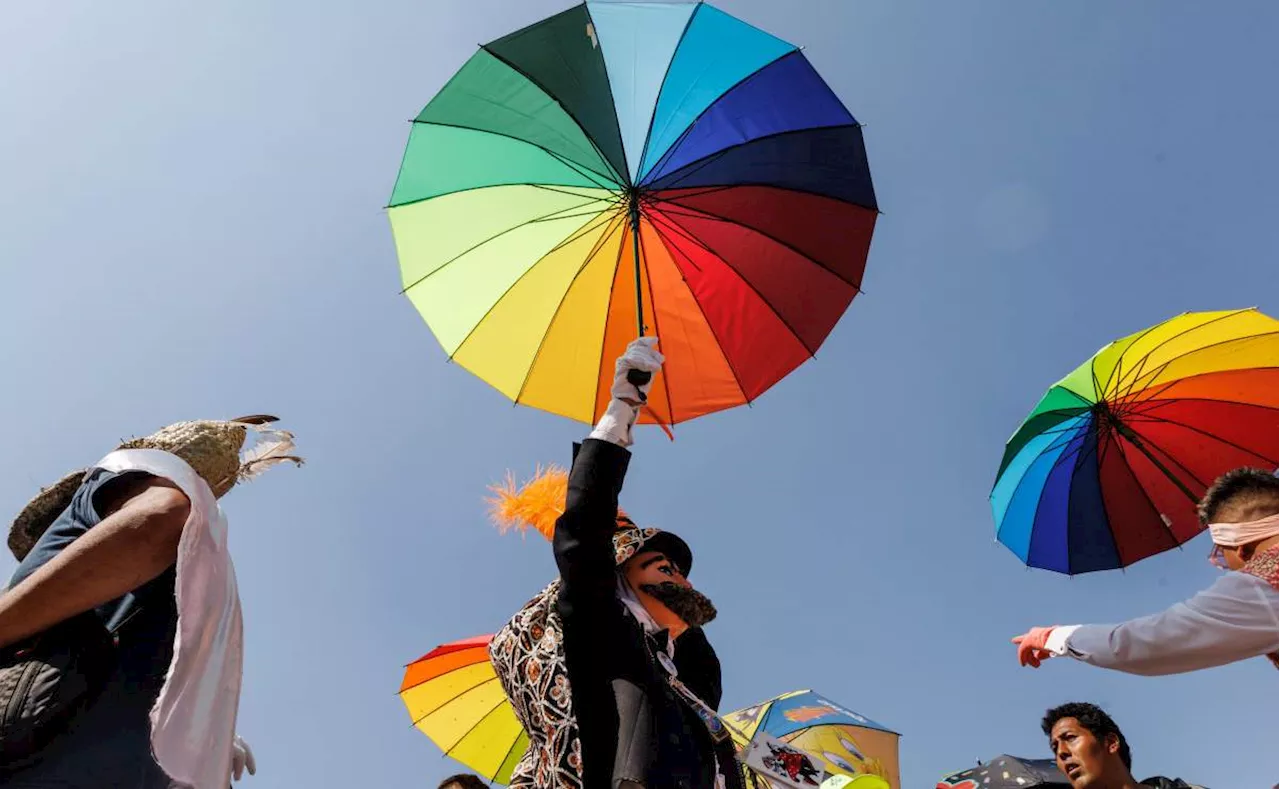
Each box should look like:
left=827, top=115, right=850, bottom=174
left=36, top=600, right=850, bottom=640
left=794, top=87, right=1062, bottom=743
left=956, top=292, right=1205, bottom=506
left=672, top=626, right=723, bottom=710
left=553, top=438, right=632, bottom=623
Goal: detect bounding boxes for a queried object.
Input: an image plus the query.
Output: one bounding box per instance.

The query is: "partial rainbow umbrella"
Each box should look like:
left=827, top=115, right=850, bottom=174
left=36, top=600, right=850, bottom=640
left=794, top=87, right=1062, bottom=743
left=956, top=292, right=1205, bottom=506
left=399, top=634, right=526, bottom=783
left=991, top=308, right=1278, bottom=574
left=388, top=1, right=877, bottom=428
left=724, top=690, right=901, bottom=789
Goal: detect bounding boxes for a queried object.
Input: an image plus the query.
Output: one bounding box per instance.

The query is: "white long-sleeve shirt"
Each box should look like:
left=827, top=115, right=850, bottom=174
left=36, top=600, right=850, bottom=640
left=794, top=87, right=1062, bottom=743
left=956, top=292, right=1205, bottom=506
left=1045, top=568, right=1279, bottom=675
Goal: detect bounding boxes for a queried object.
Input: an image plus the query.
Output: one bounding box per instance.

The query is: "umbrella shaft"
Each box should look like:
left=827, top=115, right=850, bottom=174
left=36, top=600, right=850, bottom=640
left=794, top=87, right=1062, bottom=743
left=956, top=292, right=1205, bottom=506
left=630, top=199, right=644, bottom=337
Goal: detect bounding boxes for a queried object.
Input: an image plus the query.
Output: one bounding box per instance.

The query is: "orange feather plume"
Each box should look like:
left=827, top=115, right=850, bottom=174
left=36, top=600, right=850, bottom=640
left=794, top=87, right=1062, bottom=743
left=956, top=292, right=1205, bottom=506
left=486, top=465, right=630, bottom=541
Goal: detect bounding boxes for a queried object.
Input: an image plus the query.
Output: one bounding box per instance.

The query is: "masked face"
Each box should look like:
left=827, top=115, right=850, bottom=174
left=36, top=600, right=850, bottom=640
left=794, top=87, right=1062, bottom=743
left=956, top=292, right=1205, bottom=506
left=624, top=550, right=718, bottom=628
left=641, top=581, right=718, bottom=628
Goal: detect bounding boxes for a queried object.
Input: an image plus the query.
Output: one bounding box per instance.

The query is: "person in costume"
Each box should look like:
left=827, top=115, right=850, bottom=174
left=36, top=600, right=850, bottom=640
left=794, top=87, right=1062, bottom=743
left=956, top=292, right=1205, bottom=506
left=1013, top=467, right=1278, bottom=675
left=0, top=416, right=301, bottom=788
left=487, top=338, right=744, bottom=789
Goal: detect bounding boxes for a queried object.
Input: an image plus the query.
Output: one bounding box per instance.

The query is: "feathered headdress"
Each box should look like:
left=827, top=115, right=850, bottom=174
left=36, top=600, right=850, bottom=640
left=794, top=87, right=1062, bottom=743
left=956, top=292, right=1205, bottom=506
left=486, top=465, right=630, bottom=541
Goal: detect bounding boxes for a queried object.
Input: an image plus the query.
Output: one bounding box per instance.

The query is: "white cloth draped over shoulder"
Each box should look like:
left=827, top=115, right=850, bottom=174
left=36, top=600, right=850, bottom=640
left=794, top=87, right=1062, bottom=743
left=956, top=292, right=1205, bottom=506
left=96, top=448, right=243, bottom=789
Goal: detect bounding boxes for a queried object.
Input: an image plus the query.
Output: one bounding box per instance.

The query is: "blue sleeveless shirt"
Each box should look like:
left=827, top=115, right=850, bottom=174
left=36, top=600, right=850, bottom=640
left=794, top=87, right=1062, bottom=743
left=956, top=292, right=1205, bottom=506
left=4, top=468, right=179, bottom=788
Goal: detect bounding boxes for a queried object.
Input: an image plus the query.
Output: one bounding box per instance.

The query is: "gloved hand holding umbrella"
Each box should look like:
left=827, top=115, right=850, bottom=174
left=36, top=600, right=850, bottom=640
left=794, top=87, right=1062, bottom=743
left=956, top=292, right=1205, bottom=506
left=590, top=337, right=666, bottom=447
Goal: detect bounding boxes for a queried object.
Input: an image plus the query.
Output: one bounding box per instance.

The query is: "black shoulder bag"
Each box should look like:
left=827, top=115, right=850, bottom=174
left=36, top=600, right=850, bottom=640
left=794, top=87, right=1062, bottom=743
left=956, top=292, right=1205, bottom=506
left=0, top=611, right=118, bottom=764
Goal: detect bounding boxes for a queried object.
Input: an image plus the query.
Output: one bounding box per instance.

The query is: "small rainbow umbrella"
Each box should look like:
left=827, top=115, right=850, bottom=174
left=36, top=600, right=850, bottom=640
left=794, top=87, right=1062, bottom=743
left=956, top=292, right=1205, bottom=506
left=399, top=634, right=527, bottom=783
left=388, top=1, right=876, bottom=428
left=991, top=308, right=1278, bottom=574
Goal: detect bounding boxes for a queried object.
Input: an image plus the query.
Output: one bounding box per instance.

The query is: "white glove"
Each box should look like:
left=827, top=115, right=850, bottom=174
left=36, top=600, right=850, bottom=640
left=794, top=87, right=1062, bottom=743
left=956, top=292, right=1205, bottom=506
left=231, top=735, right=257, bottom=781
left=590, top=337, right=664, bottom=447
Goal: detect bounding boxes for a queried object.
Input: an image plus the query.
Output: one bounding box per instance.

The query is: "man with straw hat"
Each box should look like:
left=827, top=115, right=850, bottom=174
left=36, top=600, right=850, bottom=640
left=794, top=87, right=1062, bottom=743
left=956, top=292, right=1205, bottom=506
left=0, top=416, right=301, bottom=788
left=487, top=338, right=743, bottom=789
left=1013, top=467, right=1279, bottom=675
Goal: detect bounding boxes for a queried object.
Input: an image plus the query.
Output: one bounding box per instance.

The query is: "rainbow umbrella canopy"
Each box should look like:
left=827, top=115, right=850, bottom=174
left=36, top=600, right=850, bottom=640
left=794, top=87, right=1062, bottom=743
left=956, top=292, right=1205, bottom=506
left=399, top=634, right=527, bottom=783
left=388, top=1, right=877, bottom=427
left=991, top=309, right=1278, bottom=574
left=724, top=690, right=901, bottom=789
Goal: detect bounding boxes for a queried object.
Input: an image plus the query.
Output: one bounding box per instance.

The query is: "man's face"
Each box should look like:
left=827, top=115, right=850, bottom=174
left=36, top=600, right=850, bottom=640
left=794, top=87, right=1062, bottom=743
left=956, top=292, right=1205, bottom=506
left=625, top=550, right=717, bottom=627
left=1048, top=718, right=1125, bottom=788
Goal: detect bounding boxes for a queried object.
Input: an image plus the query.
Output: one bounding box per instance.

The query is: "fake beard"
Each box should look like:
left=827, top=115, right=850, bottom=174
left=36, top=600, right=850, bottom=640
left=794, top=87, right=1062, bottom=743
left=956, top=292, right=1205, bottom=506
left=640, top=582, right=718, bottom=627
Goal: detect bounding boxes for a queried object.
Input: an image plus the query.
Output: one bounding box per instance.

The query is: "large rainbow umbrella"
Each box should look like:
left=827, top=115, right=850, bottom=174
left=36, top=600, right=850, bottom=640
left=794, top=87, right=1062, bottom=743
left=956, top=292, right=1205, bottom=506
left=388, top=1, right=876, bottom=427
left=991, top=308, right=1278, bottom=574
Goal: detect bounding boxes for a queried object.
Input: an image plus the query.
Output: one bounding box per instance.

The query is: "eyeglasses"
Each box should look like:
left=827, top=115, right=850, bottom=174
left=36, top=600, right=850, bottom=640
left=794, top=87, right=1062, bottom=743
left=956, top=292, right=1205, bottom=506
left=1207, top=544, right=1229, bottom=569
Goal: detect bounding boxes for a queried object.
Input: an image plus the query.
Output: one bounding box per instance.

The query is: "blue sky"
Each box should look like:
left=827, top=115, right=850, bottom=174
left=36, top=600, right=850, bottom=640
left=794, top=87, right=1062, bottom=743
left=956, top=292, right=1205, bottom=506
left=1, top=1, right=1276, bottom=786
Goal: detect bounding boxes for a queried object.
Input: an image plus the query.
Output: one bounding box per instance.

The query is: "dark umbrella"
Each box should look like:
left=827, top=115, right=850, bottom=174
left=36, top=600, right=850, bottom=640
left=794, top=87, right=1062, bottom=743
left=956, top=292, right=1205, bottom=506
left=937, top=755, right=1068, bottom=788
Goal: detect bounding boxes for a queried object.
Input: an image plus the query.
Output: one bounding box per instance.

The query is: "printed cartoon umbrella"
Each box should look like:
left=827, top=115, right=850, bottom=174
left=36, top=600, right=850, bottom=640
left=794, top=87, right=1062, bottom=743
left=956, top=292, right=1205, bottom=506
left=399, top=634, right=527, bottom=783
left=991, top=308, right=1278, bottom=574
left=724, top=690, right=901, bottom=789
left=388, top=1, right=877, bottom=427
left=937, top=755, right=1068, bottom=788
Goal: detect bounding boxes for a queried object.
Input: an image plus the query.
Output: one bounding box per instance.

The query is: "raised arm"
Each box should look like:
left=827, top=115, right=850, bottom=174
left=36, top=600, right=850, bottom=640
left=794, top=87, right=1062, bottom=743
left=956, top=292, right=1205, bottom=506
left=553, top=337, right=664, bottom=621
left=554, top=438, right=633, bottom=616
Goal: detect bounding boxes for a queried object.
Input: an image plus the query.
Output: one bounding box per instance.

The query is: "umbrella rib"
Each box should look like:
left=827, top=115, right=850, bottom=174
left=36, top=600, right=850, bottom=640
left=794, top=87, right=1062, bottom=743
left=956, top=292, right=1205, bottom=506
left=633, top=4, right=704, bottom=182
left=651, top=180, right=878, bottom=214
left=648, top=206, right=824, bottom=356
left=1115, top=423, right=1211, bottom=491
left=510, top=213, right=627, bottom=411
left=1121, top=404, right=1277, bottom=465
left=1113, top=330, right=1277, bottom=403
left=492, top=727, right=528, bottom=783
left=640, top=47, right=802, bottom=183
left=409, top=119, right=620, bottom=187
left=448, top=209, right=624, bottom=364
left=1091, top=319, right=1167, bottom=401
left=400, top=195, right=616, bottom=296
left=645, top=215, right=752, bottom=407
left=1113, top=365, right=1276, bottom=409
left=441, top=680, right=520, bottom=755
left=1028, top=418, right=1092, bottom=572
left=645, top=199, right=867, bottom=290
left=1109, top=310, right=1254, bottom=396
left=1106, top=310, right=1253, bottom=399
left=411, top=675, right=504, bottom=728
left=389, top=180, right=617, bottom=214
left=993, top=417, right=1091, bottom=541
left=1070, top=420, right=1124, bottom=574
left=1103, top=431, right=1192, bottom=549
left=401, top=649, right=493, bottom=693
left=479, top=46, right=627, bottom=186
left=647, top=123, right=858, bottom=195
left=585, top=225, right=631, bottom=422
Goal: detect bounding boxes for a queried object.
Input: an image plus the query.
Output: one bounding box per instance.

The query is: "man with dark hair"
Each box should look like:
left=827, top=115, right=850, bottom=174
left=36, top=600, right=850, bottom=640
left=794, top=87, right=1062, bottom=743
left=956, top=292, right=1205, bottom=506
left=438, top=773, right=489, bottom=789
left=1013, top=467, right=1278, bottom=675
left=1041, top=703, right=1134, bottom=787
left=1041, top=703, right=1204, bottom=789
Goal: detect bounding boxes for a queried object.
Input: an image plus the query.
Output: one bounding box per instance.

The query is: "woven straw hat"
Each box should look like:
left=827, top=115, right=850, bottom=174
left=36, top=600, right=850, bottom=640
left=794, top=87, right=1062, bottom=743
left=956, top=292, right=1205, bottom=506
left=8, top=415, right=301, bottom=561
